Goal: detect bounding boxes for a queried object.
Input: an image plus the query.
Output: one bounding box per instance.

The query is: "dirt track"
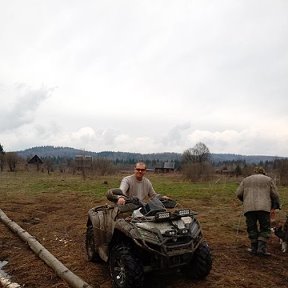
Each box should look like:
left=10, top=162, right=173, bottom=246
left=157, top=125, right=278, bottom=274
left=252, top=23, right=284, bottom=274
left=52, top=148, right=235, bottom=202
left=1, top=190, right=288, bottom=288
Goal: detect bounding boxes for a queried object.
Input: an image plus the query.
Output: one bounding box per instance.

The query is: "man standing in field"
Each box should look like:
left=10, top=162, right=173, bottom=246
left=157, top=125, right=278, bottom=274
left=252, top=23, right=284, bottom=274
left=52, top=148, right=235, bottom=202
left=107, top=161, right=169, bottom=204
left=236, top=166, right=280, bottom=256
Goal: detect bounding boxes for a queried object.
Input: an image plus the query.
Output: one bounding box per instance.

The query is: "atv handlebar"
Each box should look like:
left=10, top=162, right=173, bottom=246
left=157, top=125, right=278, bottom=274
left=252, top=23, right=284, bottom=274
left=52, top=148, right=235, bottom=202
left=125, top=196, right=143, bottom=206
left=106, top=188, right=177, bottom=209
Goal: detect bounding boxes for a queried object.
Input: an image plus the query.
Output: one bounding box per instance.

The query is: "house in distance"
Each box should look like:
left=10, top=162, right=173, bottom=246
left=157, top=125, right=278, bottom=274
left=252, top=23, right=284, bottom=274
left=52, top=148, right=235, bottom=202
left=154, top=161, right=175, bottom=173
left=27, top=155, right=43, bottom=171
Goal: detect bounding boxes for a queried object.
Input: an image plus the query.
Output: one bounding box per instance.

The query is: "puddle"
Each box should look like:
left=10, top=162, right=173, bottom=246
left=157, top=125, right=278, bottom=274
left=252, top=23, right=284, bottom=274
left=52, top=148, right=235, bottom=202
left=0, top=260, right=9, bottom=278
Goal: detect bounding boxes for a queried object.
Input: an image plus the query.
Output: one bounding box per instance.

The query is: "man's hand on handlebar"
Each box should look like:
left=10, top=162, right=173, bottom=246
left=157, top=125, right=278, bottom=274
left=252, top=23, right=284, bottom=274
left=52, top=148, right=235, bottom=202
left=117, top=196, right=126, bottom=205
left=116, top=196, right=142, bottom=206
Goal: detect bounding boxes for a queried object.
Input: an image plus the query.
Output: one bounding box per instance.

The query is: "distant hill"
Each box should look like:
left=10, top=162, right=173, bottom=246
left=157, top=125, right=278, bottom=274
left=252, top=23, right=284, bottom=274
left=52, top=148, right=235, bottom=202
left=16, top=146, right=181, bottom=162
left=16, top=145, right=285, bottom=164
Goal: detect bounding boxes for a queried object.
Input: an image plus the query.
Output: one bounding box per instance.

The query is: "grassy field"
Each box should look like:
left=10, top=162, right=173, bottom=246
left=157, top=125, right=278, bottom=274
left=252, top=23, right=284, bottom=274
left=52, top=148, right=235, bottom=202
left=1, top=170, right=288, bottom=288
left=0, top=170, right=242, bottom=199
left=1, top=170, right=288, bottom=244
left=1, top=170, right=287, bottom=218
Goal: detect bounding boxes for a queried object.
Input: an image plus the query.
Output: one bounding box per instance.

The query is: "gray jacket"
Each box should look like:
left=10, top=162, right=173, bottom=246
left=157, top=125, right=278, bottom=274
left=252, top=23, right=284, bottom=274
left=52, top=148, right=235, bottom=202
left=236, top=174, right=280, bottom=214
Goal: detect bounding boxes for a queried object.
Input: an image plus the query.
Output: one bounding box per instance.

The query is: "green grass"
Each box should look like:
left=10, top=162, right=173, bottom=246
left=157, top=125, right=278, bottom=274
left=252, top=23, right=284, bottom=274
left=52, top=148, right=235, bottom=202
left=1, top=171, right=288, bottom=209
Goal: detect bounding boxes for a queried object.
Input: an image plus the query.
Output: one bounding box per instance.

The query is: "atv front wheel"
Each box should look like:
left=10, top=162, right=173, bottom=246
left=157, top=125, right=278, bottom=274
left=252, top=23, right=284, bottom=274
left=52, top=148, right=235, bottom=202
left=85, top=225, right=101, bottom=262
left=183, top=242, right=212, bottom=279
left=109, top=243, right=144, bottom=288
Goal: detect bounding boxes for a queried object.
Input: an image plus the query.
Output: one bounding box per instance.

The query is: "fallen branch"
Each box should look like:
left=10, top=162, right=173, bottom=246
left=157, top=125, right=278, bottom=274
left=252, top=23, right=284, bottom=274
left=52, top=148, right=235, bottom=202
left=0, top=209, right=97, bottom=288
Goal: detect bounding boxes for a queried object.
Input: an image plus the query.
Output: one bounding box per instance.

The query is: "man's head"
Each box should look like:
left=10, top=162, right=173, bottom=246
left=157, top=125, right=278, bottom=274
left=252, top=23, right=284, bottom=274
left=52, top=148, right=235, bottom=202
left=254, top=166, right=266, bottom=175
left=134, top=162, right=146, bottom=180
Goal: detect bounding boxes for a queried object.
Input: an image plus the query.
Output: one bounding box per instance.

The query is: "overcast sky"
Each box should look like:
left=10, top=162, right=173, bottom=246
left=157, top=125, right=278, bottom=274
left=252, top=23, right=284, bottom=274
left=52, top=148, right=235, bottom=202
left=1, top=0, right=288, bottom=156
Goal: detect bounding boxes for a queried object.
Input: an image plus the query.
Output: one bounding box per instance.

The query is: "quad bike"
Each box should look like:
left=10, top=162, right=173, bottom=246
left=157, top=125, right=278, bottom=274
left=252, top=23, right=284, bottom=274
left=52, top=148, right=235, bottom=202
left=85, top=193, right=212, bottom=288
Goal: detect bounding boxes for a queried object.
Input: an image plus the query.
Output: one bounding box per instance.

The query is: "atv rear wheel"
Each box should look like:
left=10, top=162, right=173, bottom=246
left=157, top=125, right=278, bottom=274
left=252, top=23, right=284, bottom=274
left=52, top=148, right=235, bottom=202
left=85, top=225, right=101, bottom=262
left=183, top=242, right=212, bottom=279
left=109, top=243, right=144, bottom=288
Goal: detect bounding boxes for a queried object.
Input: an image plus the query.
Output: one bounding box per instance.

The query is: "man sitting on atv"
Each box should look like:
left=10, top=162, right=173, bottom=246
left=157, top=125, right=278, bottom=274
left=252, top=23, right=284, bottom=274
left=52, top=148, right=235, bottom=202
left=107, top=161, right=170, bottom=205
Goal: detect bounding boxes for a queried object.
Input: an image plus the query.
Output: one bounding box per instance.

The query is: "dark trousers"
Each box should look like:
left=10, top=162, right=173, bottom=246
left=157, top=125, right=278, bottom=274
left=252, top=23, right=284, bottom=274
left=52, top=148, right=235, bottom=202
left=245, top=211, right=271, bottom=242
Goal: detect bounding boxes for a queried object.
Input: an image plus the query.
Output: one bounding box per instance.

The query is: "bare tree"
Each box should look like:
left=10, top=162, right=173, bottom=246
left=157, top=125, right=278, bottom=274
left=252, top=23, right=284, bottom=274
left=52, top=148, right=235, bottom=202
left=0, top=143, right=5, bottom=172
left=93, top=158, right=116, bottom=176
left=182, top=142, right=213, bottom=181
left=44, top=158, right=54, bottom=174
left=182, top=162, right=214, bottom=182
left=182, top=142, right=211, bottom=164
left=275, top=159, right=288, bottom=186
left=5, top=152, right=18, bottom=172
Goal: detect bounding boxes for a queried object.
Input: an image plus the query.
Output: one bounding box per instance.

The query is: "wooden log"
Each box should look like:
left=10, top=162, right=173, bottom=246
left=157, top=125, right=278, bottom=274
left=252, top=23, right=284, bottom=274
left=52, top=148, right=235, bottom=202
left=0, top=209, right=97, bottom=288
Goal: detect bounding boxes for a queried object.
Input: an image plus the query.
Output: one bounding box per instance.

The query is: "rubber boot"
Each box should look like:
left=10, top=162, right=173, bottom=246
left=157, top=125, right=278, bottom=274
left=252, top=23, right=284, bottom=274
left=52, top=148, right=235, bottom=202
left=247, top=241, right=258, bottom=255
left=257, top=240, right=271, bottom=256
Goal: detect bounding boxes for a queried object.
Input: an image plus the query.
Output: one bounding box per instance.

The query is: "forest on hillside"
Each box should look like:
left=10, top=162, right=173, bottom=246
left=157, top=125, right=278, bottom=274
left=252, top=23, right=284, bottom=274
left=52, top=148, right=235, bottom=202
left=15, top=145, right=282, bottom=164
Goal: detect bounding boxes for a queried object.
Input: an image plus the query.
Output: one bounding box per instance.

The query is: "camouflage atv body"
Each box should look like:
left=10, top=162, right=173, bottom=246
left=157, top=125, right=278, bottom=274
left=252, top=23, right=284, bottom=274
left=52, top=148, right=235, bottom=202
left=85, top=197, right=212, bottom=288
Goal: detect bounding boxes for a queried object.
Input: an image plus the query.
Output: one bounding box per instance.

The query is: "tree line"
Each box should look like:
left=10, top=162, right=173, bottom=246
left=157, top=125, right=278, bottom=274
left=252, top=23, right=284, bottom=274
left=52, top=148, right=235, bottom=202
left=1, top=142, right=288, bottom=185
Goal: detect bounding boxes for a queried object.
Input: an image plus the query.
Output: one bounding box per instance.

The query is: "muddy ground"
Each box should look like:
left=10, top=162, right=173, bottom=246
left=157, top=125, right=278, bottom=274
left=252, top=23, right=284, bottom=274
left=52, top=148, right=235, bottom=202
left=1, top=190, right=288, bottom=288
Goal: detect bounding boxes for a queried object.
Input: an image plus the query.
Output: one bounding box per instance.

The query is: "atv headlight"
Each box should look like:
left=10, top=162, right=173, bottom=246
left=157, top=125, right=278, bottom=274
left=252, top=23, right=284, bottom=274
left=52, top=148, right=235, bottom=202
left=176, top=209, right=191, bottom=217
left=180, top=228, right=189, bottom=235
left=164, top=229, right=177, bottom=236
left=155, top=211, right=171, bottom=221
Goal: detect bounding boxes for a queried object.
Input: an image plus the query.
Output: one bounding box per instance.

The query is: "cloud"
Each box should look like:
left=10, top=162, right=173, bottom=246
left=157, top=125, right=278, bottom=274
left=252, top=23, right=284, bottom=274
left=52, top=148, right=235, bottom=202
left=0, top=83, right=53, bottom=131
left=161, top=123, right=191, bottom=148
left=0, top=1, right=288, bottom=157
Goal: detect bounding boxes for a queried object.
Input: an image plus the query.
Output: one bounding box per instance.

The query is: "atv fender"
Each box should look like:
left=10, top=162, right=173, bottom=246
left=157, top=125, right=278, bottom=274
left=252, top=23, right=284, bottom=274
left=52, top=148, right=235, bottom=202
left=114, top=218, right=140, bottom=240
left=87, top=205, right=120, bottom=262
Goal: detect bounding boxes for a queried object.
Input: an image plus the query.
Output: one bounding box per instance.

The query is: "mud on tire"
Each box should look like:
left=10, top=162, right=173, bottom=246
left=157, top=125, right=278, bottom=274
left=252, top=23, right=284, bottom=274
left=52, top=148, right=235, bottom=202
left=109, top=243, right=144, bottom=288
left=183, top=242, right=212, bottom=280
